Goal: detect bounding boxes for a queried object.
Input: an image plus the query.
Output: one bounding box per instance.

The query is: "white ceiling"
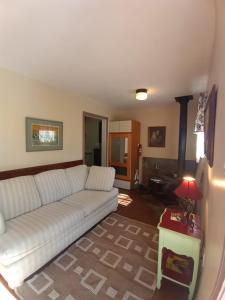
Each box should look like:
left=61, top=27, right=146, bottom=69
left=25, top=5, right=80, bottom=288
left=0, top=0, right=215, bottom=108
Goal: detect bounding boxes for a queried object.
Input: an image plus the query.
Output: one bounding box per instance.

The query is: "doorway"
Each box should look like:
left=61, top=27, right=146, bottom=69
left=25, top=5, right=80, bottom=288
left=83, top=112, right=108, bottom=167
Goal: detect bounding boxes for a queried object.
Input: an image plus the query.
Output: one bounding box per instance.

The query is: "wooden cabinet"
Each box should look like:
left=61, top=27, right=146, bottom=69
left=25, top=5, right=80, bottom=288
left=109, top=121, right=120, bottom=133
left=109, top=120, right=132, bottom=133
left=108, top=120, right=140, bottom=189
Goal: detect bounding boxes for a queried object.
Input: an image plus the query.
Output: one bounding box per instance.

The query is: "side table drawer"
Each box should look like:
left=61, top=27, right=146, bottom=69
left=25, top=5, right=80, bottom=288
left=160, top=228, right=201, bottom=257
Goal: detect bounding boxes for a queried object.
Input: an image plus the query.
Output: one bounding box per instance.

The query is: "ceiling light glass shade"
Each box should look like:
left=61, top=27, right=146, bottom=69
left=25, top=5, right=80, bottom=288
left=136, top=89, right=148, bottom=101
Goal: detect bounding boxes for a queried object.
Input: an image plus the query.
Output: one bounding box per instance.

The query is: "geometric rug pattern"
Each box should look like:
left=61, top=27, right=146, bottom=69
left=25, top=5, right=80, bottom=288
left=16, top=213, right=158, bottom=300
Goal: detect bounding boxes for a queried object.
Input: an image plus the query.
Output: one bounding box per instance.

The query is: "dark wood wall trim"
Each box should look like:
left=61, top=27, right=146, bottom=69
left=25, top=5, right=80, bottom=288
left=0, top=160, right=83, bottom=181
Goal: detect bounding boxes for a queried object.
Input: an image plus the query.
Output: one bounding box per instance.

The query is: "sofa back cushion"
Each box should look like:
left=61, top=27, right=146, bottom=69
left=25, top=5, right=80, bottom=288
left=0, top=176, right=41, bottom=220
left=66, top=165, right=88, bottom=193
left=34, top=169, right=71, bottom=205
left=85, top=166, right=115, bottom=191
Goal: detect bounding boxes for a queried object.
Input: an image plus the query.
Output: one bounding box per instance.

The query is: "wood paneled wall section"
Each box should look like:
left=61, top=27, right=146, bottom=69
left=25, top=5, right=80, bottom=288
left=0, top=160, right=83, bottom=180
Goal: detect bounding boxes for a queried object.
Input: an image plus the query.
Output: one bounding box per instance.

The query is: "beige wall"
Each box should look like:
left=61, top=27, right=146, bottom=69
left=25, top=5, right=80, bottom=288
left=0, top=68, right=113, bottom=171
left=113, top=101, right=197, bottom=161
left=196, top=0, right=225, bottom=299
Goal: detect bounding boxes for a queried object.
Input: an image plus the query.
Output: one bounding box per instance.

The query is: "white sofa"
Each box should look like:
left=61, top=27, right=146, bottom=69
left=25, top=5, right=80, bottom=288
left=0, top=165, right=118, bottom=288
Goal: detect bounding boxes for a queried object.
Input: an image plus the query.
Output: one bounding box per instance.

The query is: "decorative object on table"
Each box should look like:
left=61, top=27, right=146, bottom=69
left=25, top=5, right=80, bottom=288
left=174, top=176, right=202, bottom=225
left=148, top=126, right=166, bottom=147
left=26, top=117, right=63, bottom=152
left=204, top=84, right=217, bottom=167
left=170, top=211, right=182, bottom=222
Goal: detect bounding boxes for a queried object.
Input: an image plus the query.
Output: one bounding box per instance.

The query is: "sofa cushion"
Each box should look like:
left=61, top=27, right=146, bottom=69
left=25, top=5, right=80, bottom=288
left=61, top=188, right=118, bottom=216
left=0, top=212, right=6, bottom=235
left=0, top=202, right=84, bottom=266
left=0, top=176, right=41, bottom=220
left=66, top=165, right=88, bottom=193
left=85, top=166, right=115, bottom=191
left=34, top=169, right=71, bottom=205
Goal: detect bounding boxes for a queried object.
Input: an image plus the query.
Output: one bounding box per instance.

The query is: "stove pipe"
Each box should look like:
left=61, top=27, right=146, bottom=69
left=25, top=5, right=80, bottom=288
left=175, top=95, right=193, bottom=176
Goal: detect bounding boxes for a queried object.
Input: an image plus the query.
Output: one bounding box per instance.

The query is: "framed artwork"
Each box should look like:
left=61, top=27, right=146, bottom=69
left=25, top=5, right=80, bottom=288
left=26, top=117, right=63, bottom=152
left=204, top=84, right=217, bottom=167
left=148, top=126, right=166, bottom=147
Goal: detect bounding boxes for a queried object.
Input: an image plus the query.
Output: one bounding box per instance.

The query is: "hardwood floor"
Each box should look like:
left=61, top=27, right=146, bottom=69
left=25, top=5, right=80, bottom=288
left=117, top=189, right=164, bottom=226
left=117, top=188, right=189, bottom=300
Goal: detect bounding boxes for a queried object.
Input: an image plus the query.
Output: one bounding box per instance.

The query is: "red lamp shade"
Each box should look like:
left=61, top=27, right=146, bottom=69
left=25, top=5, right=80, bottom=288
left=175, top=176, right=202, bottom=201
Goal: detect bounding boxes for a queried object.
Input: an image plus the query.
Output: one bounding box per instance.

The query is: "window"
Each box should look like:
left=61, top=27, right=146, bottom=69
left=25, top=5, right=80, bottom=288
left=195, top=132, right=204, bottom=162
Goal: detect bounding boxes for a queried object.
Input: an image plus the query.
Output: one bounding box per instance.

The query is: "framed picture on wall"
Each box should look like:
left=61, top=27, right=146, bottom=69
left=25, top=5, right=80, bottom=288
left=204, top=84, right=217, bottom=167
left=26, top=117, right=63, bottom=152
left=148, top=126, right=166, bottom=147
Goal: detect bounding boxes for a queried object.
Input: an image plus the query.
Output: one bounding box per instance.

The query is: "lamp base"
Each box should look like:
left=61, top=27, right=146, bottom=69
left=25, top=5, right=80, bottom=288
left=181, top=211, right=195, bottom=231
left=181, top=211, right=189, bottom=225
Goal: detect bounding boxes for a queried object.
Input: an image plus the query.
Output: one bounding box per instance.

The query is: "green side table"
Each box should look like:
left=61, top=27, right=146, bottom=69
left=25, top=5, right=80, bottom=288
left=157, top=208, right=202, bottom=300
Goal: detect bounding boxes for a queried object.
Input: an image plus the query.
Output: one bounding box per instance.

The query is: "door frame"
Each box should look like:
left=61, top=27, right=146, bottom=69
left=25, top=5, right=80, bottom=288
left=83, top=112, right=108, bottom=166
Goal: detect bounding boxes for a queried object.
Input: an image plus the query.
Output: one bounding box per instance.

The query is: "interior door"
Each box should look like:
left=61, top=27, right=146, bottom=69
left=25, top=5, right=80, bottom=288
left=83, top=113, right=108, bottom=167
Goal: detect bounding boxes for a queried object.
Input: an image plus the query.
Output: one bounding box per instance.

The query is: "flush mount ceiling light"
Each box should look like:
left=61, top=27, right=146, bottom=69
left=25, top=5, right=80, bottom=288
left=136, top=88, right=148, bottom=101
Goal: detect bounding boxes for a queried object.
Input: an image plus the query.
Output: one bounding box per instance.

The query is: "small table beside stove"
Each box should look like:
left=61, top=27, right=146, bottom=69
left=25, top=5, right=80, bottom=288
left=157, top=208, right=202, bottom=300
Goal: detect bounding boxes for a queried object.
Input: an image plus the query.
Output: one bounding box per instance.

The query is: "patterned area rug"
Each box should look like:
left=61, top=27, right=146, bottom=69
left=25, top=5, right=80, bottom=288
left=16, top=213, right=158, bottom=300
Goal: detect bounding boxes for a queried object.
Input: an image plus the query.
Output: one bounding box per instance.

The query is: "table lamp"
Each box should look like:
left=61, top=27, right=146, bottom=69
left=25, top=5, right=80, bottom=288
left=174, top=176, right=202, bottom=222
